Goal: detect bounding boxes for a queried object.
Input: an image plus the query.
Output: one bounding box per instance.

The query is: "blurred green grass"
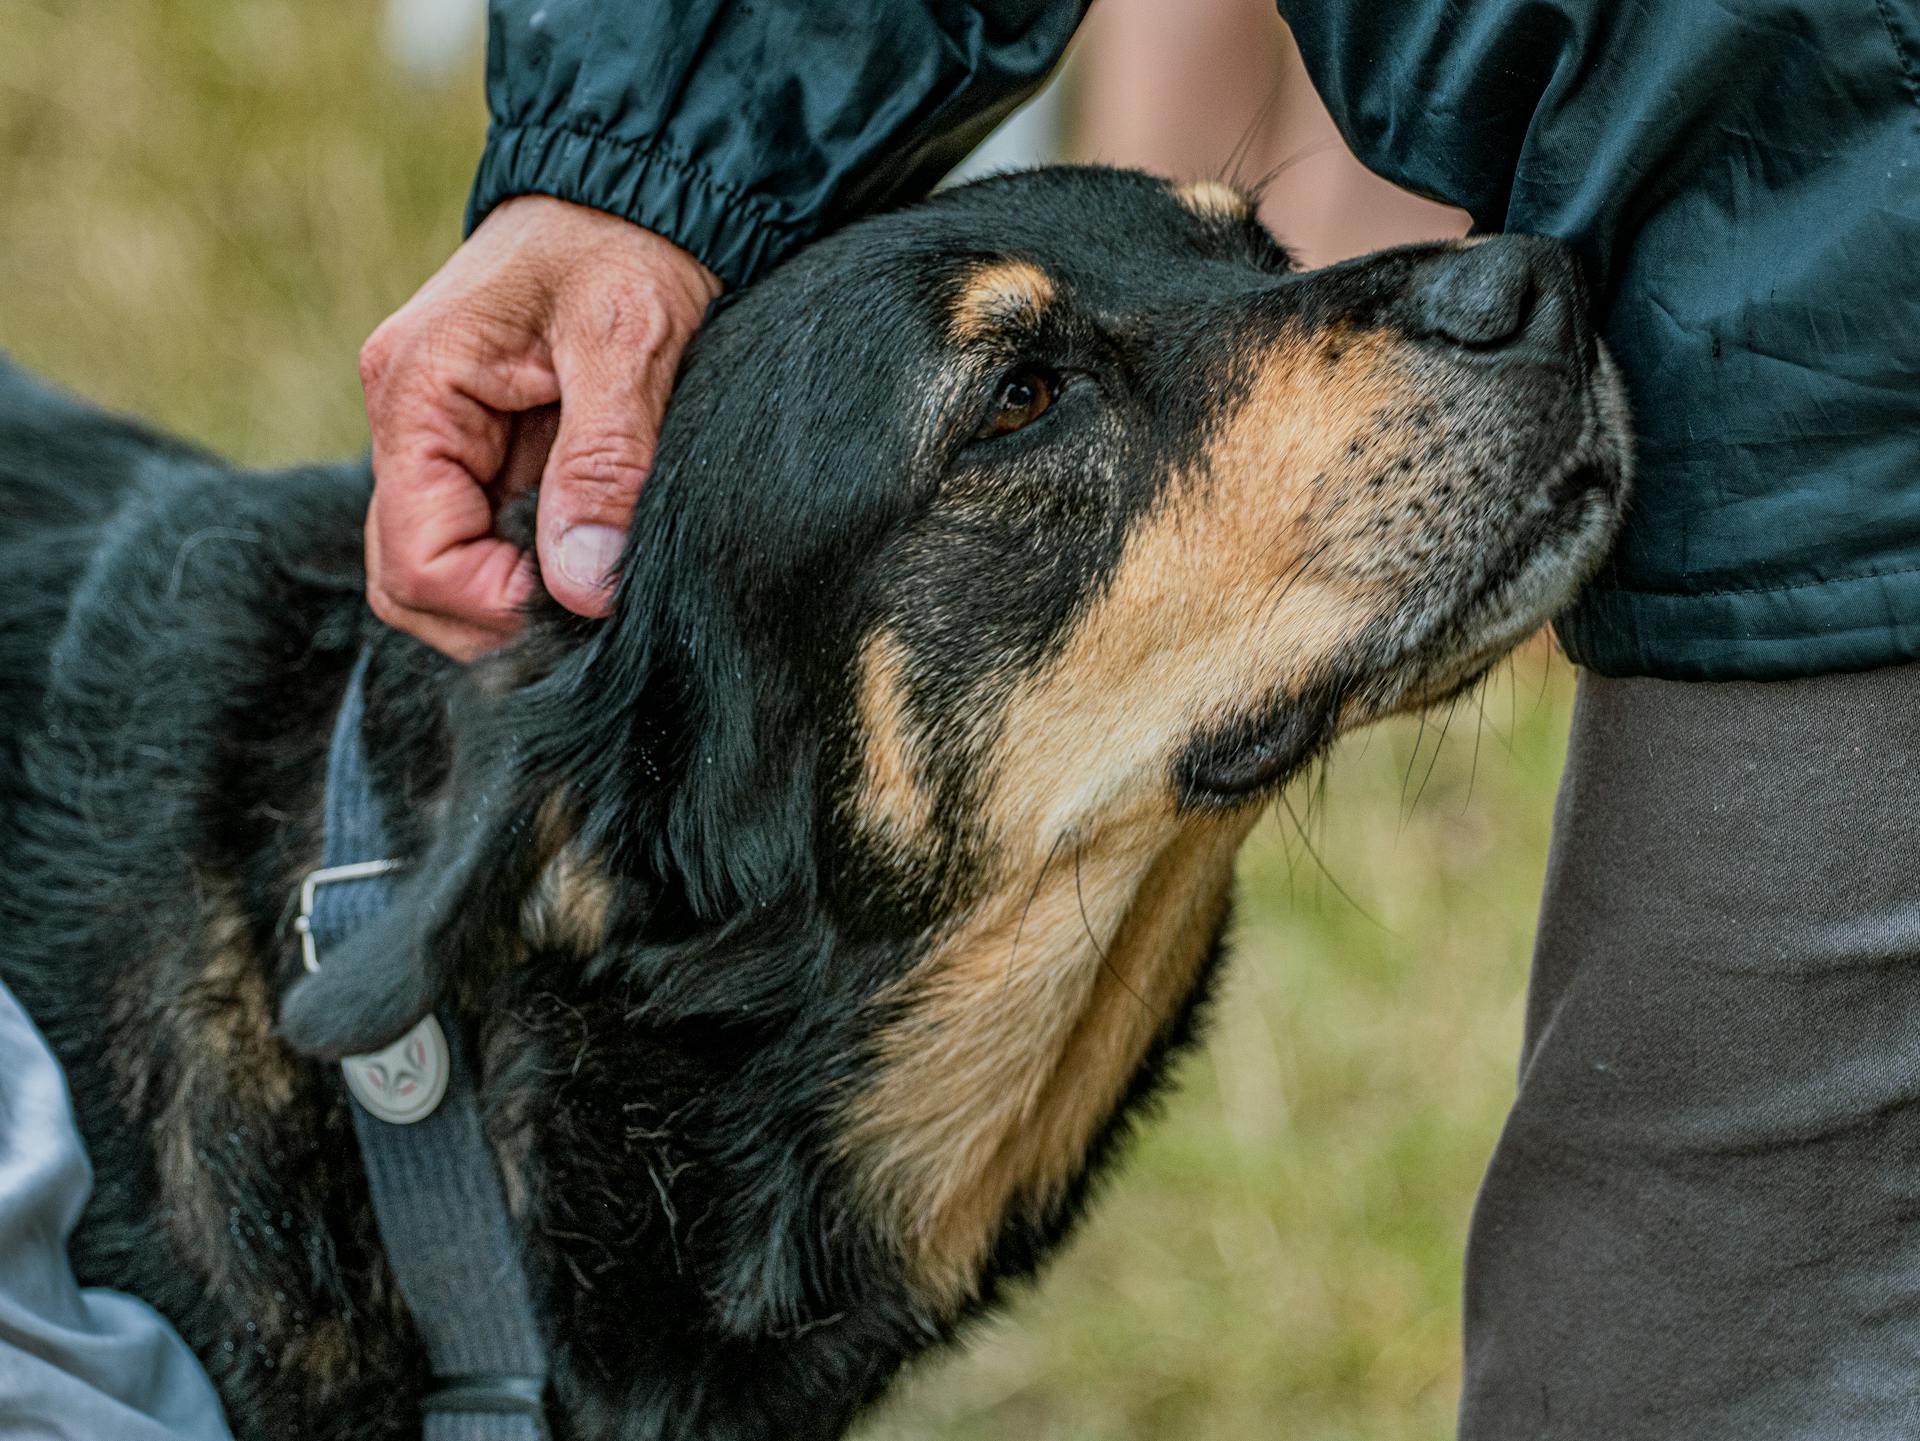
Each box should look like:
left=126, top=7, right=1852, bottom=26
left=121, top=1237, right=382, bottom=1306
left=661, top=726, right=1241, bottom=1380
left=0, top=5, right=1575, bottom=1436
left=0, top=0, right=483, bottom=463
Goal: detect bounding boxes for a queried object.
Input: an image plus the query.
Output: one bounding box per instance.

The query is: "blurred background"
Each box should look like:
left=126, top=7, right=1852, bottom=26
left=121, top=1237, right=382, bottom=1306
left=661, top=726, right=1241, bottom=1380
left=0, top=2, right=1566, bottom=1437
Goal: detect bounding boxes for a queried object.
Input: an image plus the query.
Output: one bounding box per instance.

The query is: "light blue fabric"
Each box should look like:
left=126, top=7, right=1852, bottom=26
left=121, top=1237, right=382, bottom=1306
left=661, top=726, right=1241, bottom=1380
left=0, top=976, right=233, bottom=1441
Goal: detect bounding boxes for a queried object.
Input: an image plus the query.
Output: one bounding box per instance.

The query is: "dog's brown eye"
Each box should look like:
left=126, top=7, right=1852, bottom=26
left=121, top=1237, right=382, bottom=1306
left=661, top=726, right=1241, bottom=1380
left=978, top=367, right=1057, bottom=439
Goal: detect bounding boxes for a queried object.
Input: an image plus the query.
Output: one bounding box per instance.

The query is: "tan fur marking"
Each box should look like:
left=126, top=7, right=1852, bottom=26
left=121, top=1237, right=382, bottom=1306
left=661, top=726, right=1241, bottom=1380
left=111, top=882, right=301, bottom=1296
left=522, top=844, right=615, bottom=953
left=157, top=1115, right=231, bottom=1291
left=482, top=1014, right=541, bottom=1220
left=282, top=1316, right=356, bottom=1391
left=1175, top=178, right=1253, bottom=221
left=843, top=326, right=1428, bottom=1310
left=843, top=813, right=1253, bottom=1307
left=949, top=258, right=1055, bottom=342
left=848, top=628, right=935, bottom=847
left=129, top=882, right=298, bottom=1114
left=979, top=327, right=1415, bottom=854
left=513, top=789, right=613, bottom=954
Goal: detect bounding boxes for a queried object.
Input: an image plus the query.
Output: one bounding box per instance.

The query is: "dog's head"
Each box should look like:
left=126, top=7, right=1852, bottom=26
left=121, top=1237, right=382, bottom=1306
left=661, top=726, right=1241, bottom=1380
left=284, top=166, right=1627, bottom=1372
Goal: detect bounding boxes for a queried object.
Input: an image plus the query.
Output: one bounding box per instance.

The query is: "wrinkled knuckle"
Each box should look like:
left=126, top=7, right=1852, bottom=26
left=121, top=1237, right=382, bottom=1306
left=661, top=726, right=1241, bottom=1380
left=370, top=307, right=499, bottom=396
left=414, top=308, right=476, bottom=374
left=570, top=271, right=693, bottom=357
left=358, top=329, right=397, bottom=392
left=604, top=284, right=677, bottom=346
left=553, top=438, right=653, bottom=501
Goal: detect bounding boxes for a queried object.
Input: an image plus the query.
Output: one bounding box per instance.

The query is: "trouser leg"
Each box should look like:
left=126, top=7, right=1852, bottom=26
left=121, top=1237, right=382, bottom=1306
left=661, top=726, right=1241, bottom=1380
left=1460, top=663, right=1920, bottom=1440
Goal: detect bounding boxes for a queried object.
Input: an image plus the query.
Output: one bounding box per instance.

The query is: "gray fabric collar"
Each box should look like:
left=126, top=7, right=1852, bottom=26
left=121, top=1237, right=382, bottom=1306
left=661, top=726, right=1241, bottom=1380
left=304, top=651, right=550, bottom=1440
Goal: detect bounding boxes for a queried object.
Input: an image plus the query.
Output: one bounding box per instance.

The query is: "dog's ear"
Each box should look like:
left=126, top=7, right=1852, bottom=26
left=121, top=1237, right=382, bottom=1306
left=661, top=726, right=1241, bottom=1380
left=279, top=444, right=830, bottom=1059
left=275, top=590, right=805, bottom=1059
left=276, top=676, right=577, bottom=1060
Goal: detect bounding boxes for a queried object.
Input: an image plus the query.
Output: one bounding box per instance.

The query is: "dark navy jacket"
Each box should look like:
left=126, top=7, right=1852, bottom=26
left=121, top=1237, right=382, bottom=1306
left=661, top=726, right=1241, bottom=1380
left=467, top=0, right=1920, bottom=681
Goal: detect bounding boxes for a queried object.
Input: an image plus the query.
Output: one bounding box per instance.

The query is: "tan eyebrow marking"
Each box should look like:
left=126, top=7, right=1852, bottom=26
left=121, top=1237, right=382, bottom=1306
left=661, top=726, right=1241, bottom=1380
left=1174, top=178, right=1254, bottom=221
left=948, top=258, right=1056, bottom=342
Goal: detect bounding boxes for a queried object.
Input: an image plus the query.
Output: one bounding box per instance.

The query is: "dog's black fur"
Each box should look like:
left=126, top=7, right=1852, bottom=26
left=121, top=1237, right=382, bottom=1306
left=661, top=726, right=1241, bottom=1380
left=0, top=167, right=1629, bottom=1440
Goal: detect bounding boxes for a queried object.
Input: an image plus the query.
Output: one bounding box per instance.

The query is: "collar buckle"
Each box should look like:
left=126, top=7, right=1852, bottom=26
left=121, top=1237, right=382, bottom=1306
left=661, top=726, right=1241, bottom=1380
left=293, top=858, right=404, bottom=974
left=292, top=857, right=446, bottom=1125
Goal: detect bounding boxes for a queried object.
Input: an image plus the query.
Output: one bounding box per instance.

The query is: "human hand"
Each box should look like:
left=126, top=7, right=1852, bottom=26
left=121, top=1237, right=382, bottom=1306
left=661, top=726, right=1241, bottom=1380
left=358, top=195, right=721, bottom=659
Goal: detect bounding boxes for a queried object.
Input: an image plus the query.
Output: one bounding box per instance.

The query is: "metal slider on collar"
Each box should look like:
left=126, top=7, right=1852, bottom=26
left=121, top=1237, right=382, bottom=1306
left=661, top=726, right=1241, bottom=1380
left=294, top=859, right=450, bottom=1126
left=423, top=1374, right=550, bottom=1429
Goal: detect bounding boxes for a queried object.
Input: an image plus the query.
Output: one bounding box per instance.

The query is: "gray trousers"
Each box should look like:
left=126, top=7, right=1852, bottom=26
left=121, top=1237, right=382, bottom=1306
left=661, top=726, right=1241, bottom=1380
left=1460, top=663, right=1920, bottom=1439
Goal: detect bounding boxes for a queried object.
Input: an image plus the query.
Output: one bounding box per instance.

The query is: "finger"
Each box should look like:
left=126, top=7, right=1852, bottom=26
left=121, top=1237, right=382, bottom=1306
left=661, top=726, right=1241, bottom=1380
left=371, top=469, right=538, bottom=642
left=364, top=482, right=532, bottom=659
left=366, top=397, right=541, bottom=647
left=534, top=302, right=685, bottom=617
left=362, top=323, right=556, bottom=651
left=360, top=297, right=561, bottom=645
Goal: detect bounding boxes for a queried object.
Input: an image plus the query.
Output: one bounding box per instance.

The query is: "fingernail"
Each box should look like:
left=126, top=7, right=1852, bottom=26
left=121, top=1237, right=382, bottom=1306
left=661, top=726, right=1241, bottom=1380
left=558, top=525, right=624, bottom=588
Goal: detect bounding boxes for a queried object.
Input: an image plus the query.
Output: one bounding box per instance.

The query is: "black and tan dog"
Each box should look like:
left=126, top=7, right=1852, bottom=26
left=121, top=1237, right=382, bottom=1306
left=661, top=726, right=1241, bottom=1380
left=0, top=167, right=1628, bottom=1440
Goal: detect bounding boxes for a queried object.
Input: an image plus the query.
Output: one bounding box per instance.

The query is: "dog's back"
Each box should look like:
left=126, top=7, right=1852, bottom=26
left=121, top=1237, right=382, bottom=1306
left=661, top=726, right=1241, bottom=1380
left=0, top=354, right=373, bottom=1143
left=0, top=359, right=154, bottom=806
left=0, top=358, right=372, bottom=809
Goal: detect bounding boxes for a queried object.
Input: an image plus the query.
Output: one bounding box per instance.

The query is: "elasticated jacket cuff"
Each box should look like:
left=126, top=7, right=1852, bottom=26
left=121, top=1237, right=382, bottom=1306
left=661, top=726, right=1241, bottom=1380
left=465, top=123, right=808, bottom=291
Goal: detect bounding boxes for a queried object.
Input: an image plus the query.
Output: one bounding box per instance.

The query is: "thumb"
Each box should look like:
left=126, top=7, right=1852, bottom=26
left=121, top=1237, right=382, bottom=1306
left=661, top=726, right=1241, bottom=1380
left=535, top=340, right=673, bottom=617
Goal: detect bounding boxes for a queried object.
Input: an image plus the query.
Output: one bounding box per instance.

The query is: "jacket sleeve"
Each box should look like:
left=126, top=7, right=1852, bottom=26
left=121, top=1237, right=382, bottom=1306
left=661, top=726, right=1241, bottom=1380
left=466, top=2, right=1087, bottom=287
left=0, top=979, right=236, bottom=1441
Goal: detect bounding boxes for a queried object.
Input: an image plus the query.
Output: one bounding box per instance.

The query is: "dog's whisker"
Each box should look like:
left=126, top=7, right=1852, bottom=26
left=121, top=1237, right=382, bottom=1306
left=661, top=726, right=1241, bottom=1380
left=1465, top=679, right=1488, bottom=814
left=1257, top=536, right=1335, bottom=614
left=1398, top=710, right=1430, bottom=830
left=1006, top=829, right=1070, bottom=987
left=1405, top=694, right=1461, bottom=820
left=1485, top=656, right=1518, bottom=757
left=1221, top=82, right=1284, bottom=190
left=1278, top=789, right=1392, bottom=934
left=1241, top=138, right=1345, bottom=207
left=1073, top=840, right=1150, bottom=1015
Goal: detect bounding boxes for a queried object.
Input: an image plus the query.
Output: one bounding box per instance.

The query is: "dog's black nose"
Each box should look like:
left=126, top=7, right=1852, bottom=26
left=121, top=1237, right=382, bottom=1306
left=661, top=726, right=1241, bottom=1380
left=1413, top=237, right=1584, bottom=366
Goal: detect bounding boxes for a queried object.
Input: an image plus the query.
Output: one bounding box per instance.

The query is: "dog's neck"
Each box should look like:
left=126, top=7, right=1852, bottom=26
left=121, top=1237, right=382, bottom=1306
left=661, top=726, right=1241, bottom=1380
left=281, top=633, right=920, bottom=1435
left=287, top=630, right=1252, bottom=1438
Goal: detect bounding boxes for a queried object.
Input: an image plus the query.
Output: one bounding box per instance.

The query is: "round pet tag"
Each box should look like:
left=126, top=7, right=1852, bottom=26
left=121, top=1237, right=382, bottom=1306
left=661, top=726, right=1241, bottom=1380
left=341, top=1015, right=450, bottom=1125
